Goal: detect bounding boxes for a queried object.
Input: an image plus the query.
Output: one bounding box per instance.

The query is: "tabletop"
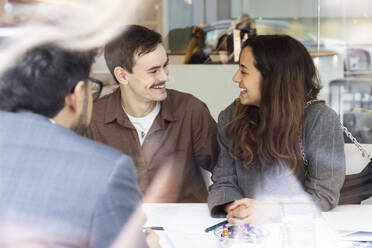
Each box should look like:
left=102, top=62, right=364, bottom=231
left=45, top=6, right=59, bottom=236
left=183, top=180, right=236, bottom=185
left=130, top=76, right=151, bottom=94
left=142, top=203, right=372, bottom=248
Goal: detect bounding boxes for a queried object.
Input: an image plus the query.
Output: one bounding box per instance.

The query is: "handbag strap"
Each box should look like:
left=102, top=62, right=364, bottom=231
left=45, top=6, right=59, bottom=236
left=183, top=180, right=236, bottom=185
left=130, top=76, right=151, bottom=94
left=341, top=124, right=371, bottom=159
left=301, top=100, right=371, bottom=167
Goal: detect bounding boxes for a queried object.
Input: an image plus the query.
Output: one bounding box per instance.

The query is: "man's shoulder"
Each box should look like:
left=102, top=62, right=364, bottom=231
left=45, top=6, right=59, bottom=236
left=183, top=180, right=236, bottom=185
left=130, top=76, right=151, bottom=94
left=63, top=129, right=134, bottom=173
left=91, top=87, right=120, bottom=122
left=73, top=132, right=125, bottom=158
left=0, top=112, right=131, bottom=172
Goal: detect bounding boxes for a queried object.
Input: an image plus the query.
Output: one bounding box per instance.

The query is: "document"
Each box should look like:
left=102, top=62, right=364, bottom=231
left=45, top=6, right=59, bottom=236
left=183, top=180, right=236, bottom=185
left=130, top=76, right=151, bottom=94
left=322, top=205, right=372, bottom=241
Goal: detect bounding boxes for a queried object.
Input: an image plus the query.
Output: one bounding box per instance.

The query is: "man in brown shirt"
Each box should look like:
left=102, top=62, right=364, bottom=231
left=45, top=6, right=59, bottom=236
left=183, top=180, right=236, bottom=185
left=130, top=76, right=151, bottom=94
left=86, top=25, right=218, bottom=202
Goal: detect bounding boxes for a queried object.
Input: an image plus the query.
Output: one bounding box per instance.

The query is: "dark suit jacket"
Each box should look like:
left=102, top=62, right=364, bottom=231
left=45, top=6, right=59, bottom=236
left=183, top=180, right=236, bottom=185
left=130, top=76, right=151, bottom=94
left=0, top=111, right=146, bottom=248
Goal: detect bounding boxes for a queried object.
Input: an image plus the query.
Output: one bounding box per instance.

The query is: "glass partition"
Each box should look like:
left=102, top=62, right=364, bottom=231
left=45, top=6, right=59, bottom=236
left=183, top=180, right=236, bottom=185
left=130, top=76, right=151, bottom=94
left=90, top=0, right=372, bottom=143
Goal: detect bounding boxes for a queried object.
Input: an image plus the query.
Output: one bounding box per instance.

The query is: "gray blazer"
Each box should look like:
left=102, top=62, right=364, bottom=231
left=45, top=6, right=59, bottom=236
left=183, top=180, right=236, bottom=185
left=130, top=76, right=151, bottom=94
left=208, top=103, right=346, bottom=217
left=0, top=112, right=146, bottom=248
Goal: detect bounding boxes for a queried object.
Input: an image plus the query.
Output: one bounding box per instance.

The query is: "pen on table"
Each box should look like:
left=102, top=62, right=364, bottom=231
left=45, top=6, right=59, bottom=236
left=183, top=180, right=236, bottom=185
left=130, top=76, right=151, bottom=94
left=143, top=226, right=165, bottom=231
left=205, top=220, right=228, bottom=233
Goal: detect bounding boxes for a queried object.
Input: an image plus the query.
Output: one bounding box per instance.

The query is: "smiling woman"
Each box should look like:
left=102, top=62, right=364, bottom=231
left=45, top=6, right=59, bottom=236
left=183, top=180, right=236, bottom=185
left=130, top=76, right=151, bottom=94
left=208, top=35, right=346, bottom=223
left=232, top=46, right=262, bottom=106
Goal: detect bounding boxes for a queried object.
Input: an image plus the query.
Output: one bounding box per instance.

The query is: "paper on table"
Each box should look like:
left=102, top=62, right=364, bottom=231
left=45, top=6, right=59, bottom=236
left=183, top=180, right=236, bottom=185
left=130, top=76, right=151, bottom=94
left=155, top=231, right=176, bottom=248
left=143, top=203, right=226, bottom=235
left=322, top=212, right=372, bottom=232
left=341, top=232, right=372, bottom=241
left=166, top=231, right=219, bottom=248
left=143, top=204, right=223, bottom=247
left=165, top=205, right=225, bottom=234
left=143, top=203, right=180, bottom=227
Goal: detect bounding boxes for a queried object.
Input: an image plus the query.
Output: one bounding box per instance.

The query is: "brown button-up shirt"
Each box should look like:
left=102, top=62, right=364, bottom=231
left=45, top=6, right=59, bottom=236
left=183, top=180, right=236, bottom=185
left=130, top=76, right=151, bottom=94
left=86, top=88, right=218, bottom=202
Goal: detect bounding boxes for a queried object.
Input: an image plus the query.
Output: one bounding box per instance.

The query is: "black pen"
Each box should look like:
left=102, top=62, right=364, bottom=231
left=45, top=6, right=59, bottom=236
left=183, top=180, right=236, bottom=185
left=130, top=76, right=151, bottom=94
left=205, top=220, right=228, bottom=232
left=143, top=226, right=165, bottom=231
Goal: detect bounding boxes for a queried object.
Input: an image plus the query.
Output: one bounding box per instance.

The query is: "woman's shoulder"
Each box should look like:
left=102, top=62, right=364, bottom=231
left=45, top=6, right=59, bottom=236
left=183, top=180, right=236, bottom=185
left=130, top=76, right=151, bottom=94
left=304, top=102, right=340, bottom=128
left=218, top=102, right=235, bottom=126
left=306, top=102, right=338, bottom=119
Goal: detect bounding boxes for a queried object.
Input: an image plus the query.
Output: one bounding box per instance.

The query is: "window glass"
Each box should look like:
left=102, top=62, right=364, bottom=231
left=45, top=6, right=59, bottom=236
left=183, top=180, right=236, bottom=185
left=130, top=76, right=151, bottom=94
left=321, top=0, right=372, bottom=143
left=94, top=0, right=372, bottom=144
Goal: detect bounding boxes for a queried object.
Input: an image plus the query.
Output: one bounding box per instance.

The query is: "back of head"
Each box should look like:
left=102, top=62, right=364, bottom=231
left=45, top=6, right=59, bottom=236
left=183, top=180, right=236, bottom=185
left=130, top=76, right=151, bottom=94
left=236, top=13, right=252, bottom=30
left=0, top=45, right=96, bottom=118
left=104, top=25, right=162, bottom=79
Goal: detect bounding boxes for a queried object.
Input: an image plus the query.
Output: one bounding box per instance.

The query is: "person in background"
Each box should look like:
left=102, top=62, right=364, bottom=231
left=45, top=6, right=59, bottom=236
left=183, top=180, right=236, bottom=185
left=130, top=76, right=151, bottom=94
left=184, top=25, right=210, bottom=64
left=216, top=13, right=256, bottom=63
left=86, top=25, right=218, bottom=203
left=208, top=35, right=345, bottom=223
left=0, top=45, right=154, bottom=248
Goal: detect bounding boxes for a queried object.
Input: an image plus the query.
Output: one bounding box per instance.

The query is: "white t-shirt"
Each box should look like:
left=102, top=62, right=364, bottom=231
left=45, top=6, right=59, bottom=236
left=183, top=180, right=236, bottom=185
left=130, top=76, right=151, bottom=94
left=126, top=102, right=161, bottom=146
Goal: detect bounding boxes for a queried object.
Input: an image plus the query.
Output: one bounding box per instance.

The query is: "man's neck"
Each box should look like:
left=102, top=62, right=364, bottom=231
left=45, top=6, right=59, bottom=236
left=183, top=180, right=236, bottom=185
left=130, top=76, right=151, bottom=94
left=120, top=88, right=156, bottom=118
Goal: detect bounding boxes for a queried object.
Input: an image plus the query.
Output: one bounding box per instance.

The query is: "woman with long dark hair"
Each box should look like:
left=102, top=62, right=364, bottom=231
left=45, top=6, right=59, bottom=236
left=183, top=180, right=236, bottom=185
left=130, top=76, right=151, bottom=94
left=208, top=35, right=345, bottom=223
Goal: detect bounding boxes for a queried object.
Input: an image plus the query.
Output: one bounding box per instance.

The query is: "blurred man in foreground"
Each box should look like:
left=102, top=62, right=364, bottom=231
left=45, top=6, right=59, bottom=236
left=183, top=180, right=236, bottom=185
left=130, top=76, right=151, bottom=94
left=0, top=45, right=150, bottom=248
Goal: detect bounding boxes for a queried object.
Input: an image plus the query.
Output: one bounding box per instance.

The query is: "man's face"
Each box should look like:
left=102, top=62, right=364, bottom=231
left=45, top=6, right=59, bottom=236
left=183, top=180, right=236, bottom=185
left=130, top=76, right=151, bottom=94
left=71, top=82, right=92, bottom=135
left=124, top=43, right=169, bottom=103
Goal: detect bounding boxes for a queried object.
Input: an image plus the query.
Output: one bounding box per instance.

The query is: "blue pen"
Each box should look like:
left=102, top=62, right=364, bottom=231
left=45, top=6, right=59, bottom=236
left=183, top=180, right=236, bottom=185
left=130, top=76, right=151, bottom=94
left=205, top=220, right=228, bottom=232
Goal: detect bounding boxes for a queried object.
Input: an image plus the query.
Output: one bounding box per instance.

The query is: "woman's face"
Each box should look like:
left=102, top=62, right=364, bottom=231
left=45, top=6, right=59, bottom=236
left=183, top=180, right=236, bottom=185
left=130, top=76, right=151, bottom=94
left=232, top=46, right=262, bottom=106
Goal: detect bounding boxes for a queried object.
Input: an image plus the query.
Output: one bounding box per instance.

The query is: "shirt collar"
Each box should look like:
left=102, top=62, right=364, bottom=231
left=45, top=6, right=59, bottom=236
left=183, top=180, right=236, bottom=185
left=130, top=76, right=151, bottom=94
left=103, top=88, right=125, bottom=125
left=103, top=88, right=177, bottom=125
left=159, top=90, right=177, bottom=122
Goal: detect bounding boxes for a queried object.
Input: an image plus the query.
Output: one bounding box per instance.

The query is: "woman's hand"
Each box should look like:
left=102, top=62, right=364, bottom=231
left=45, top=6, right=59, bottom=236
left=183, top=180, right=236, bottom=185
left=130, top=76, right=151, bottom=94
left=225, top=198, right=280, bottom=224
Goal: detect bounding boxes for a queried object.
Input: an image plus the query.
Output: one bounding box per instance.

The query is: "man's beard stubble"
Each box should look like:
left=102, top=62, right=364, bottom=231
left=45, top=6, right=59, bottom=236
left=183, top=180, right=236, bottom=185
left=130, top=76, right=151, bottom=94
left=71, top=91, right=89, bottom=135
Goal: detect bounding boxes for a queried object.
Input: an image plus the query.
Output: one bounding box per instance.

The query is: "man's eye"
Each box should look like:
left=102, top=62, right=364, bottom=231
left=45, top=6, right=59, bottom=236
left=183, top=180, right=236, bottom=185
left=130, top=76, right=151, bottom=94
left=149, top=70, right=157, bottom=74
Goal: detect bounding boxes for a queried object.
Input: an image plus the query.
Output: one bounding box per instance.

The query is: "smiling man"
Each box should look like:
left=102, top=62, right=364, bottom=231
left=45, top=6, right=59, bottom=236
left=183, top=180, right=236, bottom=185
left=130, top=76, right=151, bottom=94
left=86, top=25, right=218, bottom=203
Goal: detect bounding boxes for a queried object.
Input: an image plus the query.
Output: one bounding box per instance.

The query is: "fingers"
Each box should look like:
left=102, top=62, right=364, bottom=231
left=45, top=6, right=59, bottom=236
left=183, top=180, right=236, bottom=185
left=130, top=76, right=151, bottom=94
left=227, top=201, right=280, bottom=225
left=234, top=198, right=254, bottom=206
left=145, top=229, right=161, bottom=248
left=230, top=198, right=254, bottom=209
left=228, top=215, right=255, bottom=224
left=226, top=204, right=255, bottom=222
left=226, top=198, right=254, bottom=212
left=224, top=201, right=235, bottom=213
left=231, top=205, right=250, bottom=218
left=226, top=206, right=255, bottom=224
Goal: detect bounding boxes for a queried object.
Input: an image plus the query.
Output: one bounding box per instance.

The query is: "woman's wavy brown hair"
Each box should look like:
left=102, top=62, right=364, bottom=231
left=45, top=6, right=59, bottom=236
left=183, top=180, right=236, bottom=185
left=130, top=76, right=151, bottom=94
left=225, top=35, right=321, bottom=175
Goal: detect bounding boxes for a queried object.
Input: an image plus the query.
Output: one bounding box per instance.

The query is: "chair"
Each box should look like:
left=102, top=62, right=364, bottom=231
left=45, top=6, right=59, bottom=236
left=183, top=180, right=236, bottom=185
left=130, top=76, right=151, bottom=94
left=344, top=143, right=372, bottom=204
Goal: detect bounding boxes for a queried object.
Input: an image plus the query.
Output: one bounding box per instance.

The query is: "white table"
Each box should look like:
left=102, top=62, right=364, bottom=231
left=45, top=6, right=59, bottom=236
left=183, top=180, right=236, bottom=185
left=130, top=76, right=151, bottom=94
left=142, top=203, right=372, bottom=248
left=143, top=203, right=220, bottom=248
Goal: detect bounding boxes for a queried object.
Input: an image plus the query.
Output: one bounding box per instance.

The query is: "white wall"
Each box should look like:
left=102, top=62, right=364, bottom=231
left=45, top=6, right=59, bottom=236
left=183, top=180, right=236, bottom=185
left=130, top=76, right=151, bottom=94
left=166, top=64, right=240, bottom=120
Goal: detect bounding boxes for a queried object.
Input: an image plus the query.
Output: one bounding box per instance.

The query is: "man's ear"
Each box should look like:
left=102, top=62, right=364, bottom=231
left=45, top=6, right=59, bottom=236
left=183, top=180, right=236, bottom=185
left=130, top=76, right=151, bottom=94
left=65, top=81, right=85, bottom=113
left=114, top=66, right=129, bottom=85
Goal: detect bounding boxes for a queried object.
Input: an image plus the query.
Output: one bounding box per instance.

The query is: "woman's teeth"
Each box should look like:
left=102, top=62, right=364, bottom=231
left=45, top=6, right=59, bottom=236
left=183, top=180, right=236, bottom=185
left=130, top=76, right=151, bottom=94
left=152, top=84, right=165, bottom=89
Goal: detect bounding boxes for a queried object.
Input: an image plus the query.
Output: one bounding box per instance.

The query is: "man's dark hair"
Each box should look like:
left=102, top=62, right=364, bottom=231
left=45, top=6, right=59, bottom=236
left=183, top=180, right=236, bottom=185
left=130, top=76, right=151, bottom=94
left=0, top=45, right=96, bottom=118
left=104, top=25, right=162, bottom=80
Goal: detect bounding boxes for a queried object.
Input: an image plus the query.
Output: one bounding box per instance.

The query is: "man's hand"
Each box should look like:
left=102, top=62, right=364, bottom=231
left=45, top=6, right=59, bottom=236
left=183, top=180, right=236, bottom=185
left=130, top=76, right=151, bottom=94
left=225, top=198, right=280, bottom=224
left=145, top=229, right=161, bottom=248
